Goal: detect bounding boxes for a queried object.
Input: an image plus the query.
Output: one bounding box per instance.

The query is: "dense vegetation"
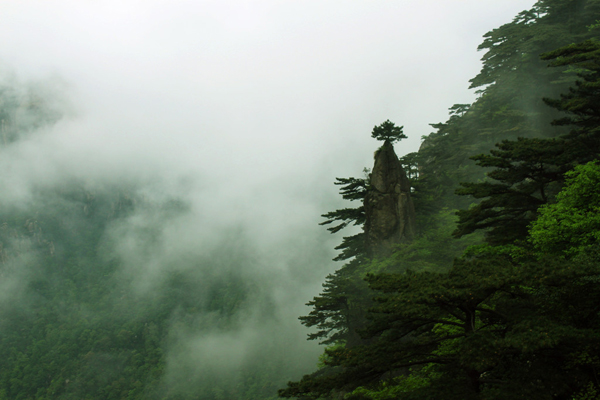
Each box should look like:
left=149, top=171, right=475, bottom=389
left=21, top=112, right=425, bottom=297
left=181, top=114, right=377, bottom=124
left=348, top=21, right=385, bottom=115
left=0, top=81, right=308, bottom=399
left=3, top=0, right=600, bottom=399
left=280, top=1, right=600, bottom=399
left=0, top=184, right=291, bottom=399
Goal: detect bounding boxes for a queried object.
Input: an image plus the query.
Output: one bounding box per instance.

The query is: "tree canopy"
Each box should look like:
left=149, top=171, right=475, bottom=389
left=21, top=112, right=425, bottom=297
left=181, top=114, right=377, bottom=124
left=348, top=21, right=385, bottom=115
left=281, top=2, right=600, bottom=399
left=371, top=120, right=407, bottom=143
left=530, top=160, right=600, bottom=257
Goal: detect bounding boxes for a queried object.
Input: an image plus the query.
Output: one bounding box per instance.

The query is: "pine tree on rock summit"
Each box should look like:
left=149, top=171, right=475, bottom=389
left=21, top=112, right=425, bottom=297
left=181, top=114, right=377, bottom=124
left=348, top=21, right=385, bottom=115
left=371, top=119, right=407, bottom=144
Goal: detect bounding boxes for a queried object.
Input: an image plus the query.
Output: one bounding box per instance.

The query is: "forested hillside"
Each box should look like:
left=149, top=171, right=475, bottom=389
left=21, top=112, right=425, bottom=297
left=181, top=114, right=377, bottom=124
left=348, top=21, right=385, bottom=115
left=0, top=81, right=323, bottom=398
left=3, top=1, right=600, bottom=399
left=281, top=1, right=600, bottom=399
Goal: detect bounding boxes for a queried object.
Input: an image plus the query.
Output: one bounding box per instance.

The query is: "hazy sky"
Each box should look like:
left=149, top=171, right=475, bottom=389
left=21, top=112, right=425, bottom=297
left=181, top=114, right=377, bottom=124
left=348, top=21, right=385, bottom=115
left=2, top=1, right=536, bottom=181
left=0, top=0, right=538, bottom=391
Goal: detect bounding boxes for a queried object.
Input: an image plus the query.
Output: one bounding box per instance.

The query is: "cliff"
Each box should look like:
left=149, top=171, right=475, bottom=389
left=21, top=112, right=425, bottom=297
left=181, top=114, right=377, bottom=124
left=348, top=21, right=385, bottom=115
left=364, top=140, right=416, bottom=258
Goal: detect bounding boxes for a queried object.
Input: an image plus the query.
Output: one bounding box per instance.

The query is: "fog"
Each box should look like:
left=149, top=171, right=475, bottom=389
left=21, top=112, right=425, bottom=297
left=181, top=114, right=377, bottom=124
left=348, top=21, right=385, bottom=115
left=0, top=1, right=536, bottom=397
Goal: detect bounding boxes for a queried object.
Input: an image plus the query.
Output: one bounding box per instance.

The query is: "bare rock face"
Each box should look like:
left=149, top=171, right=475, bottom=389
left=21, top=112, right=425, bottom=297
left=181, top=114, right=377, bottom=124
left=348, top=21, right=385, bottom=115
left=364, top=141, right=416, bottom=258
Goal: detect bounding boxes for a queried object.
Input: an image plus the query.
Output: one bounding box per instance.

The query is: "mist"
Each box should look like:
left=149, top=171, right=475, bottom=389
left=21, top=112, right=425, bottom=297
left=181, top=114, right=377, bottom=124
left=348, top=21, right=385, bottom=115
left=0, top=1, right=536, bottom=398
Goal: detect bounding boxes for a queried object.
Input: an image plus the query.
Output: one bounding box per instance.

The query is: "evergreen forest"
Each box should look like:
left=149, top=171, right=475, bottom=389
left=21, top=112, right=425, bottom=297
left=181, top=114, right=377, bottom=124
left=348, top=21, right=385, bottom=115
left=280, top=1, right=600, bottom=399
left=3, top=0, right=600, bottom=399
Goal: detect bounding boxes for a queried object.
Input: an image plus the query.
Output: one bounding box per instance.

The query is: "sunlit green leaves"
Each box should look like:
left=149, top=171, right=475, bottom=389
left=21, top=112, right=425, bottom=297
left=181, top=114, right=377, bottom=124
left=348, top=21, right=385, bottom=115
left=531, top=161, right=600, bottom=256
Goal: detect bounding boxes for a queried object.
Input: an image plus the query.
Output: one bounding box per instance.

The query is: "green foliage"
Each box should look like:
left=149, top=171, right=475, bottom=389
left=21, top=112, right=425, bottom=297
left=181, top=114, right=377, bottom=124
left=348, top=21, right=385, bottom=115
left=300, top=261, right=371, bottom=346
left=371, top=120, right=406, bottom=144
left=283, top=2, right=600, bottom=399
left=0, top=186, right=293, bottom=400
left=454, top=137, right=565, bottom=245
left=0, top=77, right=329, bottom=400
left=320, top=175, right=368, bottom=262
left=414, top=0, right=600, bottom=219
left=346, top=371, right=432, bottom=400
left=305, top=173, right=372, bottom=347
left=0, top=189, right=167, bottom=400
left=317, top=341, right=346, bottom=369
left=541, top=39, right=600, bottom=165
left=574, top=382, right=600, bottom=400
left=399, top=152, right=419, bottom=181
left=368, top=209, right=482, bottom=274
left=530, top=160, right=600, bottom=256
left=285, top=244, right=600, bottom=399
left=456, top=38, right=600, bottom=246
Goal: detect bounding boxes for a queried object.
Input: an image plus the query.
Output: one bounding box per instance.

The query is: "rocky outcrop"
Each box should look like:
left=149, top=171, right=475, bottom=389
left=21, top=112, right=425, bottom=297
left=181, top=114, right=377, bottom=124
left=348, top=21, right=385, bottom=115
left=364, top=141, right=416, bottom=258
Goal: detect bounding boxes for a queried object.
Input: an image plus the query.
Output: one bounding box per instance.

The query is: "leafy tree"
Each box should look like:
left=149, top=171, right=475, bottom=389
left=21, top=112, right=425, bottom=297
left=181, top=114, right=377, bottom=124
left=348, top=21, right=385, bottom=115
left=530, top=160, right=600, bottom=257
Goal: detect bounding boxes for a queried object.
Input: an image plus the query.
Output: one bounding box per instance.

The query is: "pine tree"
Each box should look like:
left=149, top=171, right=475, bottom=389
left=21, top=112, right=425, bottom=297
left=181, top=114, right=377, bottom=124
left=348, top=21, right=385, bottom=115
left=299, top=175, right=370, bottom=347
left=319, top=176, right=368, bottom=262
left=455, top=39, right=600, bottom=245
left=454, top=137, right=565, bottom=244
left=542, top=39, right=600, bottom=165
left=416, top=0, right=600, bottom=217
left=301, top=120, right=410, bottom=347
left=371, top=120, right=407, bottom=143
left=281, top=3, right=600, bottom=398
